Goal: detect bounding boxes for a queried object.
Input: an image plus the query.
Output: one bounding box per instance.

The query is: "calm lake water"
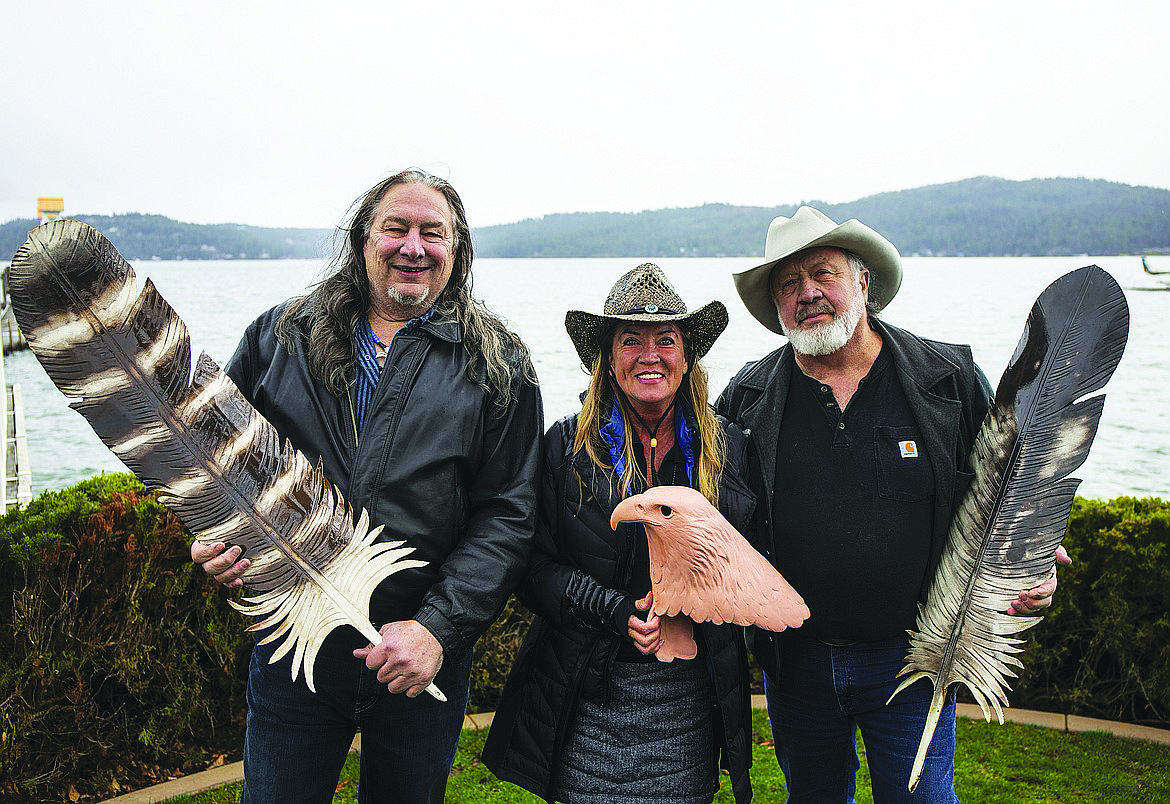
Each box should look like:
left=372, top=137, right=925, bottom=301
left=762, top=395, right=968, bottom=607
left=5, top=256, right=1167, bottom=500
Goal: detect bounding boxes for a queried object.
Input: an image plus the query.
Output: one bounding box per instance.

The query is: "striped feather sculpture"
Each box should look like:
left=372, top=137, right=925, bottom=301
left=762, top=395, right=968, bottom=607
left=889, top=265, right=1128, bottom=791
left=9, top=219, right=443, bottom=699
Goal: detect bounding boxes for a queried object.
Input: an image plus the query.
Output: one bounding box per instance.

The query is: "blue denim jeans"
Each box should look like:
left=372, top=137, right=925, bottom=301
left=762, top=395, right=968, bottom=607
left=240, top=635, right=472, bottom=804
left=764, top=631, right=958, bottom=803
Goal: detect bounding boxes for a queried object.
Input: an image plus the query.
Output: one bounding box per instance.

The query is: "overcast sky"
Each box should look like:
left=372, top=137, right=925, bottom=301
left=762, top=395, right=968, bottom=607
left=3, top=1, right=1168, bottom=230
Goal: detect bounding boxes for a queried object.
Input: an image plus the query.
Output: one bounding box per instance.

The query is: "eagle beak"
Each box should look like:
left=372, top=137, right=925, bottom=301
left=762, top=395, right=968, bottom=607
left=610, top=496, right=646, bottom=531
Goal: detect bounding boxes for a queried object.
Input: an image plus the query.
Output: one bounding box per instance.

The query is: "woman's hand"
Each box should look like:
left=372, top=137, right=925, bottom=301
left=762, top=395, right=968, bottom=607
left=627, top=591, right=664, bottom=656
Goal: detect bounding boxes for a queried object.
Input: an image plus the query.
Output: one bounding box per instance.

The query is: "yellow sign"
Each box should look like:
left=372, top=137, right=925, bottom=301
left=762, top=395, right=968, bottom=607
left=37, top=198, right=65, bottom=220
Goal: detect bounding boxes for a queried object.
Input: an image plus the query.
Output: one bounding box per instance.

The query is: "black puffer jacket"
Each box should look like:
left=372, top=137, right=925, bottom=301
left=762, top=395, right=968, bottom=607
left=482, top=411, right=756, bottom=804
left=225, top=302, right=543, bottom=660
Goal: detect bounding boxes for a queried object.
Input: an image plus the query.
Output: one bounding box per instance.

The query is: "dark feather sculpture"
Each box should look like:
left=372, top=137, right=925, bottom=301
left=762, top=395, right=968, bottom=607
left=889, top=265, right=1129, bottom=791
left=9, top=220, right=443, bottom=698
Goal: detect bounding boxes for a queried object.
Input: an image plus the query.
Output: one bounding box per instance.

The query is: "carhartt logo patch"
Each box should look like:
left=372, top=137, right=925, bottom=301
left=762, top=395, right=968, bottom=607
left=899, top=440, right=919, bottom=458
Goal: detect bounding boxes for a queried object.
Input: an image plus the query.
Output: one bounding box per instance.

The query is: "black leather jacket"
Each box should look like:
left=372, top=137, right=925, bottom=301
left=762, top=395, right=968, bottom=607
left=226, top=302, right=543, bottom=660
left=715, top=318, right=991, bottom=677
left=482, top=410, right=756, bottom=804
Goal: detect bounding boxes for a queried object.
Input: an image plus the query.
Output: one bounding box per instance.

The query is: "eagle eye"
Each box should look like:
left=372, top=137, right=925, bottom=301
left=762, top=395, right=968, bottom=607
left=659, top=505, right=673, bottom=518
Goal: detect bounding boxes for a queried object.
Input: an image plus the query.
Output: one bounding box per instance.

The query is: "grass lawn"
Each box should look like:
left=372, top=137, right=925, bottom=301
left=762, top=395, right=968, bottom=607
left=169, top=710, right=1170, bottom=802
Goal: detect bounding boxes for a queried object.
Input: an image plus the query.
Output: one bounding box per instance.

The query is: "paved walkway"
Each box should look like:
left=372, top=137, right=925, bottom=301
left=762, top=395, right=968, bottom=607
left=107, top=699, right=1169, bottom=803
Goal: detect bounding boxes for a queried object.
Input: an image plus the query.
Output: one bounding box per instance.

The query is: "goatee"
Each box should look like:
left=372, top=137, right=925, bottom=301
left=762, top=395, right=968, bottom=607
left=386, top=285, right=431, bottom=309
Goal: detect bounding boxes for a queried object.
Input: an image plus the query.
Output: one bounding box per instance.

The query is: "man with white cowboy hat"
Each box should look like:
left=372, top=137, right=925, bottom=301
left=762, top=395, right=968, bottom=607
left=716, top=207, right=1068, bottom=801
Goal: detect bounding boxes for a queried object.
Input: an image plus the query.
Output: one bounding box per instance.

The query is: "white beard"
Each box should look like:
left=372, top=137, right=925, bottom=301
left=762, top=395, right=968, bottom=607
left=777, top=292, right=865, bottom=357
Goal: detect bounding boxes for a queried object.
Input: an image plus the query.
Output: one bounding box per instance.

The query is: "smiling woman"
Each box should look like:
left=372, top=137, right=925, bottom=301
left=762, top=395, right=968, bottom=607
left=608, top=322, right=689, bottom=469
left=482, top=263, right=759, bottom=804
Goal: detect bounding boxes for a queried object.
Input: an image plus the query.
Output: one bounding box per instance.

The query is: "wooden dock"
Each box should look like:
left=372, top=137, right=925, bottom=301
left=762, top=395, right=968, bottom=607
left=4, top=382, right=32, bottom=509
left=1, top=308, right=26, bottom=354
left=2, top=264, right=33, bottom=509
left=2, top=265, right=29, bottom=355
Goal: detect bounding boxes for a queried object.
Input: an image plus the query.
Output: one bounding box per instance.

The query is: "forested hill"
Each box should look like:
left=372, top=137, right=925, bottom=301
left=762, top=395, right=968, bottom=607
left=475, top=177, right=1170, bottom=258
left=3, top=177, right=1169, bottom=262
left=0, top=213, right=334, bottom=262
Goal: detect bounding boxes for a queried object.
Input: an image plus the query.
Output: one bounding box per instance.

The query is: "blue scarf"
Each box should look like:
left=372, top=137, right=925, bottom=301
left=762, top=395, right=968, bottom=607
left=599, top=397, right=696, bottom=495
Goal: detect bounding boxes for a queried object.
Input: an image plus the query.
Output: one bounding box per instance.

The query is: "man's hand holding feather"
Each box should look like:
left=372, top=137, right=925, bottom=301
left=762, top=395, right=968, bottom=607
left=191, top=541, right=250, bottom=590
left=1008, top=545, right=1072, bottom=615
left=355, top=620, right=444, bottom=697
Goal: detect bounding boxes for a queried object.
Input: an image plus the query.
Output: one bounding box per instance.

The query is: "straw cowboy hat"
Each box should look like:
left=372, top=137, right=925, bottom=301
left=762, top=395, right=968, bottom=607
left=565, top=262, right=728, bottom=368
left=732, top=206, right=903, bottom=335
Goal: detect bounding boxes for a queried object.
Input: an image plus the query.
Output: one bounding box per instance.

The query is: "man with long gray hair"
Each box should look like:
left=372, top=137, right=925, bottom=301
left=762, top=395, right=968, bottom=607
left=192, top=169, right=542, bottom=803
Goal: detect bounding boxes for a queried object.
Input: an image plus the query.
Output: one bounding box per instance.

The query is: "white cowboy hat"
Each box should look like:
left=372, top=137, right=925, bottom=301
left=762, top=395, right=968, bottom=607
left=732, top=205, right=903, bottom=335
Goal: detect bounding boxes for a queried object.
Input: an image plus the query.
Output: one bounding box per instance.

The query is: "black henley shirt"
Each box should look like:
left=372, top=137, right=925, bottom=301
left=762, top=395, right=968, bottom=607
left=772, top=346, right=936, bottom=642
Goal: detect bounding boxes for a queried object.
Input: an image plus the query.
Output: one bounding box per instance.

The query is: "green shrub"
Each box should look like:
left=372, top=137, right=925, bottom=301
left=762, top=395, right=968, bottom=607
left=3, top=477, right=1166, bottom=801
left=1014, top=496, right=1170, bottom=727
left=0, top=475, right=248, bottom=801
left=0, top=470, right=537, bottom=798
left=471, top=597, right=531, bottom=713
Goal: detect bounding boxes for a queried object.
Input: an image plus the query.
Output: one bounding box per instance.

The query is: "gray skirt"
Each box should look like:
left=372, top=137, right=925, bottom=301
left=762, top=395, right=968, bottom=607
left=553, top=658, right=717, bottom=804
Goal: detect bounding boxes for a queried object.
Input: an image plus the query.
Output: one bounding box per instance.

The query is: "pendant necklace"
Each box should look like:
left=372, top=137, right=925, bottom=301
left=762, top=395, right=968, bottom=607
left=369, top=326, right=388, bottom=365
left=623, top=399, right=675, bottom=488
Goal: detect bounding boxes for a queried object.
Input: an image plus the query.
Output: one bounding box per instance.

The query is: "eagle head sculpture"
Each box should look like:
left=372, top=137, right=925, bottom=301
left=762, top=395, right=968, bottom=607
left=610, top=485, right=809, bottom=662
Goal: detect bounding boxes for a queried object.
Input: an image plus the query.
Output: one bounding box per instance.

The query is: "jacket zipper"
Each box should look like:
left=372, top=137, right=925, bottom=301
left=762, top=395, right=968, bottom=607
left=549, top=443, right=600, bottom=798
left=344, top=333, right=424, bottom=510
left=600, top=471, right=639, bottom=707
left=744, top=418, right=784, bottom=677
left=346, top=388, right=359, bottom=449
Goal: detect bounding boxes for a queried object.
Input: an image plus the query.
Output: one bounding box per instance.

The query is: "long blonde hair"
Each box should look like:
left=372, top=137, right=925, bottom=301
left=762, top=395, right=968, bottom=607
left=573, top=338, right=725, bottom=506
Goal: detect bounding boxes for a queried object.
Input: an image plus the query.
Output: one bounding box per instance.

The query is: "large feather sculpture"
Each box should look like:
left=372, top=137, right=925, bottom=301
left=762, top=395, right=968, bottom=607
left=9, top=220, right=443, bottom=699
left=610, top=485, right=809, bottom=661
left=889, top=265, right=1128, bottom=791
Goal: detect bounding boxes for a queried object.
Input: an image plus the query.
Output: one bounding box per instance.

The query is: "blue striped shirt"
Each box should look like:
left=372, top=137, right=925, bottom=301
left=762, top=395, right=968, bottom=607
left=352, top=309, right=436, bottom=434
